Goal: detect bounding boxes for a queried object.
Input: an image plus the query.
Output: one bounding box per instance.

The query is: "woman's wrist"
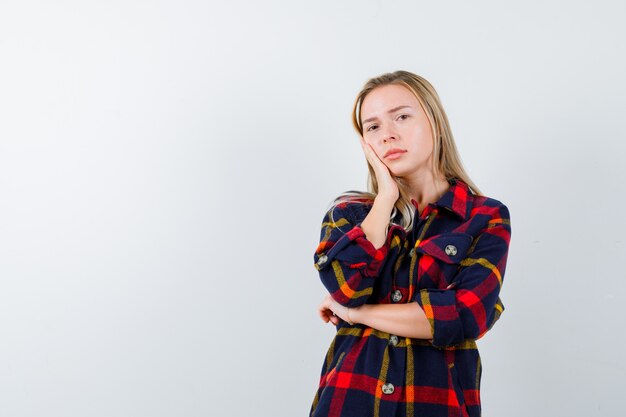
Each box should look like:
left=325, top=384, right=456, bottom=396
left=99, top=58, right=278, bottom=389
left=361, top=197, right=395, bottom=250
left=346, top=307, right=353, bottom=325
left=348, top=305, right=366, bottom=325
left=374, top=194, right=397, bottom=212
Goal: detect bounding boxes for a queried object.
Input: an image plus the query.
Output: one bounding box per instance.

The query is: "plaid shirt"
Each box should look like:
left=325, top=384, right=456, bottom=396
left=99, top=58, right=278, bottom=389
left=310, top=178, right=512, bottom=417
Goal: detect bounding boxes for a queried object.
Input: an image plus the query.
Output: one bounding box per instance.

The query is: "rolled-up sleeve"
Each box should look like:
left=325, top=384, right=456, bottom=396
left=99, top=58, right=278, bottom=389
left=415, top=203, right=512, bottom=348
left=314, top=203, right=390, bottom=308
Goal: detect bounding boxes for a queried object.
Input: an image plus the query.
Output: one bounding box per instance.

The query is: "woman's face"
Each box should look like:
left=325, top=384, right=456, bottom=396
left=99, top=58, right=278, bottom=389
left=360, top=84, right=435, bottom=178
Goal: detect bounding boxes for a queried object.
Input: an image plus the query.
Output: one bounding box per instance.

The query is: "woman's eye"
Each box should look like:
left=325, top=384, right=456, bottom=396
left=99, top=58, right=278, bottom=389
left=366, top=125, right=378, bottom=131
left=398, top=114, right=409, bottom=120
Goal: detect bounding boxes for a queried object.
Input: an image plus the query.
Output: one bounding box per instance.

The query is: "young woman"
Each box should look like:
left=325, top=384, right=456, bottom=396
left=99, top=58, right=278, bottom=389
left=310, top=70, right=512, bottom=417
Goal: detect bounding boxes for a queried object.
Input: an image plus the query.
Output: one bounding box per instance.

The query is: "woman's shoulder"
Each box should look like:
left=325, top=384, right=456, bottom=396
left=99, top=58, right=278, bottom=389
left=326, top=192, right=375, bottom=222
left=469, top=193, right=511, bottom=222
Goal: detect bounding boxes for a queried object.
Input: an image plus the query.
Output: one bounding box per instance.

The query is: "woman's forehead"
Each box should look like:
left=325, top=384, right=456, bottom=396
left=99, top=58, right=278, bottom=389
left=361, top=84, right=421, bottom=118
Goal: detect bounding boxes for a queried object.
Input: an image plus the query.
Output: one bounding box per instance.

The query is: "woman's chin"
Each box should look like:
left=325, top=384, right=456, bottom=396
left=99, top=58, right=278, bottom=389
left=388, top=167, right=409, bottom=177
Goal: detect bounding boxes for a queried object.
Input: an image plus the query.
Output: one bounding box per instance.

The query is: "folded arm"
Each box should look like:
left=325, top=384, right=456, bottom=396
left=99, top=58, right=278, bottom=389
left=314, top=197, right=396, bottom=308
left=414, top=203, right=512, bottom=348
left=349, top=301, right=432, bottom=339
left=326, top=203, right=512, bottom=348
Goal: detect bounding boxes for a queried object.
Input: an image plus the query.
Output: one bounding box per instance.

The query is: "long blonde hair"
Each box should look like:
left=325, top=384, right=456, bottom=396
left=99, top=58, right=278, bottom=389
left=329, top=70, right=482, bottom=232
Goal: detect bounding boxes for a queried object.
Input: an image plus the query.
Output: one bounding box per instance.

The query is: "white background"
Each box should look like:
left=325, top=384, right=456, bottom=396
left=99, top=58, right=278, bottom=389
left=1, top=1, right=624, bottom=416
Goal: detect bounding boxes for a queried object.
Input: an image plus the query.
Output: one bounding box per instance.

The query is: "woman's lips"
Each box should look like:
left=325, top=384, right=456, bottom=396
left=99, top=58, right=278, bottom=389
left=385, top=150, right=407, bottom=160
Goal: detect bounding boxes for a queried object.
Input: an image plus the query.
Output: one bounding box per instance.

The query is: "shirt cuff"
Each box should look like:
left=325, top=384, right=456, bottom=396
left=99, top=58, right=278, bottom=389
left=314, top=223, right=390, bottom=278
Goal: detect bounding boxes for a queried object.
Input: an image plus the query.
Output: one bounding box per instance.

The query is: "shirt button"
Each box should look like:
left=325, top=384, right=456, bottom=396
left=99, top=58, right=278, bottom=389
left=444, top=244, right=457, bottom=256
left=391, top=290, right=402, bottom=303
left=316, top=254, right=328, bottom=266
left=409, top=248, right=415, bottom=257
left=389, top=335, right=399, bottom=346
left=382, top=382, right=395, bottom=394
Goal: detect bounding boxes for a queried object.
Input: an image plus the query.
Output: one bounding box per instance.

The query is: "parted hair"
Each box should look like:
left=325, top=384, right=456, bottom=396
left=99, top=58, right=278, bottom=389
left=328, top=70, right=482, bottom=233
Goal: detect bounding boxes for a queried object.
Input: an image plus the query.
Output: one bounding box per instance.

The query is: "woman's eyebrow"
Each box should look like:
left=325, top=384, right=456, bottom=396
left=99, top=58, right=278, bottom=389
left=362, top=105, right=412, bottom=125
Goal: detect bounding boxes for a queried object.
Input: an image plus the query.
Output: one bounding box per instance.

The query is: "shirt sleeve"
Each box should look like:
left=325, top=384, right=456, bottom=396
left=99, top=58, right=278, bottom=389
left=414, top=203, right=512, bottom=348
left=313, top=202, right=391, bottom=308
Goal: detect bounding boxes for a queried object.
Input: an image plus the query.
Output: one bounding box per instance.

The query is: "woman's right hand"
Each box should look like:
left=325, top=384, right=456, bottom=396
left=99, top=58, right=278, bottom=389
left=318, top=294, right=351, bottom=326
left=359, top=136, right=399, bottom=204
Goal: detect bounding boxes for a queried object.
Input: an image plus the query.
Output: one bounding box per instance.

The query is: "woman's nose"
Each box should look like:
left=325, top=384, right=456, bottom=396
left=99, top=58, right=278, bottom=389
left=381, top=129, right=397, bottom=144
left=379, top=124, right=398, bottom=143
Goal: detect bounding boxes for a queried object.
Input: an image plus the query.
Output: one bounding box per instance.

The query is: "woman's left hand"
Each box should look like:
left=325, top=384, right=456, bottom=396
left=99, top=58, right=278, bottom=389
left=318, top=294, right=352, bottom=325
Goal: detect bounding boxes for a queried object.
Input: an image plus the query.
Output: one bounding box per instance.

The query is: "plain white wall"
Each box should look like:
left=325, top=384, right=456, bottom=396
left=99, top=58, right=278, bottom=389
left=1, top=0, right=624, bottom=416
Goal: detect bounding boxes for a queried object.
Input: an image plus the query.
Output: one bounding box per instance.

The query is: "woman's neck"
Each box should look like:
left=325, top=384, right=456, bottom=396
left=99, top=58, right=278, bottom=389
left=407, top=176, right=450, bottom=212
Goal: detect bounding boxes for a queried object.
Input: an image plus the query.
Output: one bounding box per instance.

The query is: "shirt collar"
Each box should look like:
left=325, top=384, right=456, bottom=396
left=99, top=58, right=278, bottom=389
left=410, top=177, right=472, bottom=221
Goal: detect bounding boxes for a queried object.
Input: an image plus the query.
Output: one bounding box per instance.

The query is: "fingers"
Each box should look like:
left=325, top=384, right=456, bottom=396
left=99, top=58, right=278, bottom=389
left=318, top=295, right=340, bottom=325
left=359, top=136, right=398, bottom=201
left=318, top=301, right=330, bottom=322
left=318, top=307, right=330, bottom=323
left=317, top=297, right=333, bottom=324
left=359, top=136, right=382, bottom=167
left=359, top=136, right=389, bottom=178
left=319, top=307, right=339, bottom=325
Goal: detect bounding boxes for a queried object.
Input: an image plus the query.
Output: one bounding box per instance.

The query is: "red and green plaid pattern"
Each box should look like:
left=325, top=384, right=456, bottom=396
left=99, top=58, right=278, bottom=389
left=311, top=178, right=512, bottom=417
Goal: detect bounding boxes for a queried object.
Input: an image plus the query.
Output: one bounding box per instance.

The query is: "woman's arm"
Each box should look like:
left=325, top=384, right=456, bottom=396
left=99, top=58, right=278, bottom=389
left=350, top=302, right=433, bottom=339
left=314, top=196, right=396, bottom=308
left=320, top=203, right=511, bottom=345
left=318, top=293, right=433, bottom=340
left=359, top=195, right=396, bottom=249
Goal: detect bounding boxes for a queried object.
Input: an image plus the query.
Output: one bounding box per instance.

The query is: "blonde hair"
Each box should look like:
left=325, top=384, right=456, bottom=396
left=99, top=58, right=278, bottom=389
left=329, top=70, right=482, bottom=232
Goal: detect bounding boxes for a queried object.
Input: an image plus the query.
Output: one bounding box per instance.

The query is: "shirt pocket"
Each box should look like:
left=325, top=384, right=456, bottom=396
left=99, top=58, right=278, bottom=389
left=448, top=362, right=471, bottom=417
left=414, top=232, right=474, bottom=290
